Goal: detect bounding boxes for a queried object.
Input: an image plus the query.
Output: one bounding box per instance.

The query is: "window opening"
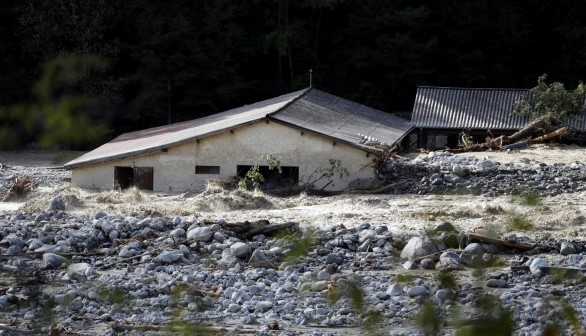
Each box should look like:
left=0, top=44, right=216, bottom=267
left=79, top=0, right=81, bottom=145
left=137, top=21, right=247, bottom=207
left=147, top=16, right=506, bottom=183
left=236, top=165, right=299, bottom=190
left=114, top=166, right=153, bottom=190
left=195, top=166, right=220, bottom=174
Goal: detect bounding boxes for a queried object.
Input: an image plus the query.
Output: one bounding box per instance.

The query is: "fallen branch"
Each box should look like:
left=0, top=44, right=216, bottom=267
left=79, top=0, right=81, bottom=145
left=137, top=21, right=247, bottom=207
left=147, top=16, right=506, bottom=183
left=531, top=127, right=566, bottom=142
left=413, top=250, right=451, bottom=262
left=468, top=233, right=533, bottom=251
left=502, top=117, right=548, bottom=145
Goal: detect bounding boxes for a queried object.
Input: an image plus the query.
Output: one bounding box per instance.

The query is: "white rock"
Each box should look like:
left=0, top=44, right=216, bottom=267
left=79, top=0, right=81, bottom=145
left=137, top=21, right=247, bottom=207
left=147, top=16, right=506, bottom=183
left=255, top=301, right=274, bottom=312
left=43, top=253, right=69, bottom=269
left=407, top=286, right=427, bottom=297
left=230, top=242, right=250, bottom=258
left=155, top=250, right=184, bottom=264
left=386, top=283, right=404, bottom=296
left=529, top=257, right=549, bottom=275
left=187, top=227, right=213, bottom=242
left=67, top=263, right=90, bottom=280
left=400, top=236, right=446, bottom=260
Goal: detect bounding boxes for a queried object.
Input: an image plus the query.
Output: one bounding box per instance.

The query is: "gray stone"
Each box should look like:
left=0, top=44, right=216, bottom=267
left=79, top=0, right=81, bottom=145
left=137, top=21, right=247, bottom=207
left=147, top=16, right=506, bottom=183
left=169, top=228, right=185, bottom=238
left=27, top=239, right=44, bottom=250
left=316, top=270, right=331, bottom=281
left=249, top=249, right=273, bottom=268
left=435, top=288, right=455, bottom=302
left=464, top=243, right=484, bottom=255
left=486, top=279, right=508, bottom=288
left=43, top=253, right=69, bottom=269
left=420, top=258, right=435, bottom=270
left=256, top=301, right=274, bottom=312
left=94, top=210, right=107, bottom=219
left=49, top=197, right=65, bottom=211
left=187, top=227, right=213, bottom=242
left=0, top=234, right=25, bottom=248
left=436, top=251, right=463, bottom=270
left=6, top=246, right=22, bottom=254
left=400, top=236, right=446, bottom=260
left=156, top=250, right=185, bottom=264
left=357, top=240, right=371, bottom=252
left=230, top=242, right=250, bottom=258
left=407, top=286, right=427, bottom=297
left=560, top=241, right=577, bottom=255
left=326, top=253, right=343, bottom=265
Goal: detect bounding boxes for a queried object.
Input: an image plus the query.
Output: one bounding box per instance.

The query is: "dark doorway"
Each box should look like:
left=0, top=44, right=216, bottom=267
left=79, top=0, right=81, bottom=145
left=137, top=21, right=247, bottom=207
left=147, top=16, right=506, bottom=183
left=237, top=165, right=299, bottom=190
left=114, top=166, right=154, bottom=190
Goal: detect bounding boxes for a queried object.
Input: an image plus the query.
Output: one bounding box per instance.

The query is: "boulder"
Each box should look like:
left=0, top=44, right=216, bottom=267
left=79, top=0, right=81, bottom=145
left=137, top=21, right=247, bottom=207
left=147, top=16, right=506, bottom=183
left=67, top=263, right=90, bottom=281
left=400, top=236, right=446, bottom=260
left=43, top=253, right=69, bottom=269
left=230, top=242, right=251, bottom=258
left=187, top=227, right=213, bottom=242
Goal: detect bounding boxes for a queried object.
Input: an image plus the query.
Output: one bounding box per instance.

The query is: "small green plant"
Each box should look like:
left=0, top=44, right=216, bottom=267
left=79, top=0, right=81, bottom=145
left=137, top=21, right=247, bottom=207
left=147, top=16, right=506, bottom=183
left=238, top=154, right=282, bottom=190
left=280, top=228, right=317, bottom=265
left=326, top=277, right=383, bottom=335
left=512, top=188, right=541, bottom=206
left=395, top=274, right=414, bottom=283
left=415, top=301, right=442, bottom=336
left=505, top=214, right=535, bottom=232
left=561, top=300, right=586, bottom=336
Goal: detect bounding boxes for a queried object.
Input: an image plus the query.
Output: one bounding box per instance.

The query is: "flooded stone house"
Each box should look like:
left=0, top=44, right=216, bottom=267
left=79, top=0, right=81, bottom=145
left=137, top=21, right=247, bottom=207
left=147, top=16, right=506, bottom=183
left=64, top=88, right=413, bottom=192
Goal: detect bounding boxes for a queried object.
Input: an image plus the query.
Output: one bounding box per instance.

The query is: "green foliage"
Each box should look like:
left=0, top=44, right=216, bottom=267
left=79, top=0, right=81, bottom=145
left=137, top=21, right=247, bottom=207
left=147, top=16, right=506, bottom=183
left=415, top=301, right=442, bottom=336
left=395, top=274, right=414, bottom=283
left=0, top=55, right=110, bottom=149
left=281, top=228, right=317, bottom=264
left=514, top=74, right=586, bottom=121
left=562, top=300, right=586, bottom=336
left=505, top=214, right=535, bottom=232
left=238, top=154, right=282, bottom=190
left=436, top=272, right=458, bottom=290
left=326, top=277, right=383, bottom=334
left=512, top=188, right=542, bottom=206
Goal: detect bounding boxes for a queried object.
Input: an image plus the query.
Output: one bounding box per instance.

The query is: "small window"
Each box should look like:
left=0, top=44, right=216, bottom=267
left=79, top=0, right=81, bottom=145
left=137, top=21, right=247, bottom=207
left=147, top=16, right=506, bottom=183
left=195, top=166, right=220, bottom=174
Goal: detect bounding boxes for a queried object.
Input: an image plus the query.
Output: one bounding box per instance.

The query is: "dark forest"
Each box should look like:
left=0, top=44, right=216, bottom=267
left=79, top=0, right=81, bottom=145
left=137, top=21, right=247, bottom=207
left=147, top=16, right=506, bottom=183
left=1, top=0, right=586, bottom=149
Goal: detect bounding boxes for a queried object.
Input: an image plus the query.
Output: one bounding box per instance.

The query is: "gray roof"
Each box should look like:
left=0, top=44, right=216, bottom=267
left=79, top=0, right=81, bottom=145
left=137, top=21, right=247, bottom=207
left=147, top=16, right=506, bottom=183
left=272, top=89, right=414, bottom=147
left=65, top=88, right=413, bottom=168
left=412, top=86, right=529, bottom=130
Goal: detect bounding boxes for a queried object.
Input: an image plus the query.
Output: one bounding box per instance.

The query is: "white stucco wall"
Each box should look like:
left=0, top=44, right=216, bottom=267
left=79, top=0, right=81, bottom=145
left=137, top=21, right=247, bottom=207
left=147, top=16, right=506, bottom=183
left=70, top=121, right=378, bottom=192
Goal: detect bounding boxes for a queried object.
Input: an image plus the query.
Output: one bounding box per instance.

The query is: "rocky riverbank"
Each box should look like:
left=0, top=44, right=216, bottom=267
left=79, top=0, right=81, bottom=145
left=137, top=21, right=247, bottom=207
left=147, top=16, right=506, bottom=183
left=0, top=147, right=585, bottom=335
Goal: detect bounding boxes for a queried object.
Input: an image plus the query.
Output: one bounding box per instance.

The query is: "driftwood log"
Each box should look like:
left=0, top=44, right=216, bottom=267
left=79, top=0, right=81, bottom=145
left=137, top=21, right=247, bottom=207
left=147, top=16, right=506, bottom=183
left=468, top=233, right=533, bottom=251
left=218, top=220, right=299, bottom=240
left=501, top=117, right=550, bottom=145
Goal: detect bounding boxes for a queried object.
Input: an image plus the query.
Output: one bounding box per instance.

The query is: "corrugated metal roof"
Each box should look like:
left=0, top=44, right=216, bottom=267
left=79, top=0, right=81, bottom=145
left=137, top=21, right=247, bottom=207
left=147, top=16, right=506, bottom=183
left=273, top=89, right=413, bottom=147
left=557, top=113, right=586, bottom=131
left=65, top=89, right=308, bottom=168
left=412, top=86, right=530, bottom=130
left=65, top=88, right=413, bottom=168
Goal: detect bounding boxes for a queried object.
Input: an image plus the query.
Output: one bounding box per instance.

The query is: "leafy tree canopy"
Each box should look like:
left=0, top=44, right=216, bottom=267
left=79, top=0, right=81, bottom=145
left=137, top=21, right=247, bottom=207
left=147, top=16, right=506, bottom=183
left=514, top=74, right=586, bottom=121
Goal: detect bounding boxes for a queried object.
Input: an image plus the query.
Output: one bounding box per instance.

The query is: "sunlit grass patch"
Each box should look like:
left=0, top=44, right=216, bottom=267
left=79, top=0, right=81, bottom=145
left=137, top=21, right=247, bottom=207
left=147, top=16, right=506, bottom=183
left=505, top=214, right=535, bottom=232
